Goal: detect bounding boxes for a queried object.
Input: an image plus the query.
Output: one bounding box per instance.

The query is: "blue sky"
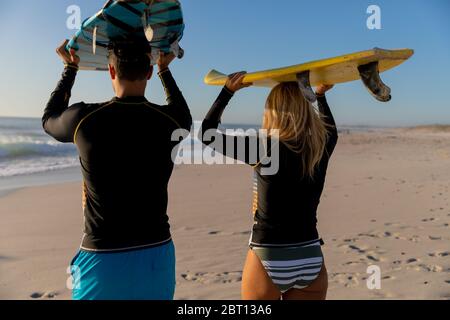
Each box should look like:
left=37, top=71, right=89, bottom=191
left=0, top=0, right=449, bottom=126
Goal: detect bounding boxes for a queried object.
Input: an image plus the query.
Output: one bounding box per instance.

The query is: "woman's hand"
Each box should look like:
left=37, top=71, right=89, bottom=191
left=157, top=52, right=176, bottom=71
left=316, top=84, right=334, bottom=95
left=225, top=72, right=252, bottom=93
left=56, top=40, right=80, bottom=66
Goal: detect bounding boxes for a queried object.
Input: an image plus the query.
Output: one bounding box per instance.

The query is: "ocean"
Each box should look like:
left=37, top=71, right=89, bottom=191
left=0, top=118, right=260, bottom=178
left=0, top=117, right=79, bottom=178
left=0, top=117, right=382, bottom=179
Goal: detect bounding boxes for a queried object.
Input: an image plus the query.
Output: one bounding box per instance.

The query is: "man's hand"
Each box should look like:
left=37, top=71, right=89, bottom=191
left=56, top=40, right=80, bottom=66
left=225, top=72, right=252, bottom=93
left=316, top=84, right=334, bottom=95
left=157, top=52, right=176, bottom=71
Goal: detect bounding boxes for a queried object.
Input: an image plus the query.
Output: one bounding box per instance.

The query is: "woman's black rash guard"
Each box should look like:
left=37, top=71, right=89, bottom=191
left=43, top=66, right=192, bottom=252
left=200, top=87, right=338, bottom=247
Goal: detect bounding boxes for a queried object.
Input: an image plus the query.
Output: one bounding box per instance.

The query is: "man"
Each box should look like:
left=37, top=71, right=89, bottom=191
left=43, top=39, right=192, bottom=300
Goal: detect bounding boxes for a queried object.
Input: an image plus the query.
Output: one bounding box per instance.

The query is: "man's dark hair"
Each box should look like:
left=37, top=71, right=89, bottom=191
left=108, top=40, right=152, bottom=81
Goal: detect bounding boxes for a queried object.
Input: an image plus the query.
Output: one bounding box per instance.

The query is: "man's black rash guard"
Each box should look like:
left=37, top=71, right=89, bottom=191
left=200, top=87, right=338, bottom=246
left=43, top=66, right=192, bottom=252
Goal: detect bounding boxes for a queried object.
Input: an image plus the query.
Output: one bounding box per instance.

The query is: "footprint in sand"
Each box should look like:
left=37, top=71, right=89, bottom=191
left=339, top=243, right=386, bottom=262
left=180, top=271, right=242, bottom=284
left=357, top=232, right=380, bottom=239
left=342, top=238, right=359, bottom=243
left=232, top=231, right=251, bottom=236
left=406, top=258, right=419, bottom=264
left=384, top=222, right=401, bottom=227
left=30, top=291, right=59, bottom=299
left=371, top=291, right=395, bottom=299
left=408, top=235, right=421, bottom=242
left=329, top=272, right=361, bottom=288
left=440, top=292, right=450, bottom=299
left=428, top=251, right=450, bottom=257
left=30, top=292, right=44, bottom=299
left=337, top=243, right=360, bottom=251
left=364, top=274, right=394, bottom=282
left=381, top=231, right=405, bottom=239
left=348, top=245, right=367, bottom=254
left=409, top=264, right=443, bottom=273
left=342, top=261, right=366, bottom=266
left=391, top=258, right=424, bottom=271
left=366, top=254, right=384, bottom=262
left=358, top=230, right=406, bottom=240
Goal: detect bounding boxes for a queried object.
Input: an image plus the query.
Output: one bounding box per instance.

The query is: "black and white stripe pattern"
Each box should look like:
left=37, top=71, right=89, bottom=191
left=252, top=240, right=323, bottom=292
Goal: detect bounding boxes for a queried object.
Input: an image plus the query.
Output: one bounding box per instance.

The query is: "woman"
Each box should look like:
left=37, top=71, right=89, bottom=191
left=200, top=72, right=338, bottom=300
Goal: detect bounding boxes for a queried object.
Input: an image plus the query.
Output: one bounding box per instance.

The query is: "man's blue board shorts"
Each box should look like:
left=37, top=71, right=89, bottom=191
left=70, top=241, right=175, bottom=300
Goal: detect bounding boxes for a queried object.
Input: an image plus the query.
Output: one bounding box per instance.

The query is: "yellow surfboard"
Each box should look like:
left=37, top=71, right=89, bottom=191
left=204, top=48, right=414, bottom=102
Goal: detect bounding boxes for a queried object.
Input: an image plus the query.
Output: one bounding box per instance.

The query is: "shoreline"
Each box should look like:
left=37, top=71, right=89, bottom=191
left=0, top=167, right=82, bottom=197
left=1, top=126, right=450, bottom=195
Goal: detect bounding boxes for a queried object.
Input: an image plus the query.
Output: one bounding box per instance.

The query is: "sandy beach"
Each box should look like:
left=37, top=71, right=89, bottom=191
left=0, top=128, right=449, bottom=300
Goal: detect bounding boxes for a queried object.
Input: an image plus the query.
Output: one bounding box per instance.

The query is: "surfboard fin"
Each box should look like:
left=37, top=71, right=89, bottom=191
left=358, top=61, right=392, bottom=102
left=170, top=40, right=184, bottom=59
left=296, top=71, right=317, bottom=104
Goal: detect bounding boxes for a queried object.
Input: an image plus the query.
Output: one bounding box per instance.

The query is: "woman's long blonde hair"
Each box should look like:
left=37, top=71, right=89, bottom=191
left=263, top=82, right=329, bottom=178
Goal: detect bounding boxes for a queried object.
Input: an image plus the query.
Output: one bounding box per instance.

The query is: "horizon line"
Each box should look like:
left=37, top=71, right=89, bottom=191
left=1, top=115, right=450, bottom=129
